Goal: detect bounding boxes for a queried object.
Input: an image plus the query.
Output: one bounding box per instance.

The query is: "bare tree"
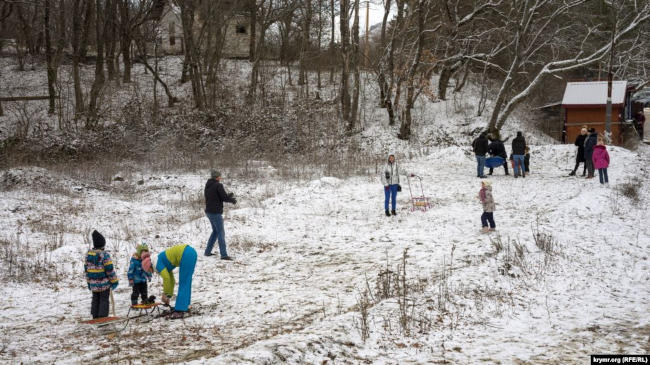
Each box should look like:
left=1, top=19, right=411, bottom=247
left=339, top=0, right=351, bottom=125
left=44, top=0, right=65, bottom=115
left=298, top=0, right=312, bottom=88
left=88, top=0, right=108, bottom=124
left=350, top=0, right=360, bottom=129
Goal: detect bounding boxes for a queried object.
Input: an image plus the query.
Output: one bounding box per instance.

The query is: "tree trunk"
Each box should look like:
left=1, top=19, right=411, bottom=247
left=298, top=0, right=312, bottom=86
left=88, top=0, right=106, bottom=124
left=105, top=0, right=118, bottom=81
left=350, top=0, right=360, bottom=130
left=120, top=0, right=132, bottom=83
left=399, top=0, right=424, bottom=141
left=45, top=0, right=56, bottom=114
left=339, top=0, right=351, bottom=124
left=249, top=0, right=256, bottom=62
left=317, top=0, right=322, bottom=89
left=179, top=0, right=204, bottom=109
left=72, top=0, right=84, bottom=115
left=377, top=0, right=391, bottom=106
left=329, top=0, right=335, bottom=84
left=80, top=0, right=94, bottom=61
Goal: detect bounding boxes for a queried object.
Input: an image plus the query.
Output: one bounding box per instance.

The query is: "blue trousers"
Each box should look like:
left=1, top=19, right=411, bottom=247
left=475, top=155, right=486, bottom=177
left=175, top=246, right=197, bottom=312
left=598, top=168, right=609, bottom=184
left=513, top=155, right=526, bottom=176
left=481, top=212, right=495, bottom=228
left=205, top=212, right=227, bottom=258
left=384, top=184, right=398, bottom=211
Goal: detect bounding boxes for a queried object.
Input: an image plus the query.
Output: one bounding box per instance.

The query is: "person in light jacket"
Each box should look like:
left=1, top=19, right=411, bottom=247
left=380, top=154, right=413, bottom=217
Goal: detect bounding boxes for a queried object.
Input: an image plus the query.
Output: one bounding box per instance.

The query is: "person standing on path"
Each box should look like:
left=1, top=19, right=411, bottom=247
left=569, top=127, right=588, bottom=176
left=592, top=137, right=610, bottom=185
left=584, top=128, right=598, bottom=179
left=478, top=180, right=496, bottom=233
left=204, top=170, right=237, bottom=259
left=511, top=131, right=527, bottom=178
left=84, top=230, right=119, bottom=319
left=381, top=154, right=413, bottom=217
left=472, top=132, right=489, bottom=178
left=155, top=244, right=197, bottom=319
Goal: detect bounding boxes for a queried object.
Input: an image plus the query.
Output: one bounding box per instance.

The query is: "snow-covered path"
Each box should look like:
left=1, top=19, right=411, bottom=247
left=1, top=144, right=649, bottom=364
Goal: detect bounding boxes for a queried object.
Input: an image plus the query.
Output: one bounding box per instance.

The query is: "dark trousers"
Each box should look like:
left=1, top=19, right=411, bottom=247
left=91, top=290, right=110, bottom=319
left=571, top=161, right=586, bottom=175
left=131, top=282, right=148, bottom=304
left=586, top=159, right=595, bottom=177
left=598, top=168, right=609, bottom=184
left=489, top=161, right=509, bottom=175
left=481, top=212, right=495, bottom=228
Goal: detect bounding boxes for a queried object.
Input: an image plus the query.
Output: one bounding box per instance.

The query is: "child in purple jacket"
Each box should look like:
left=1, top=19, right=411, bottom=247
left=592, top=137, right=610, bottom=185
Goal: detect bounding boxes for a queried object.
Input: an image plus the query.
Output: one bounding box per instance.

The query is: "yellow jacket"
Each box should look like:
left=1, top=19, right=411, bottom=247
left=156, top=244, right=188, bottom=297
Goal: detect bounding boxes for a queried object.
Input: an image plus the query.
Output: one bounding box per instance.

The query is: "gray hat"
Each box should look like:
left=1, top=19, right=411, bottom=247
left=210, top=170, right=221, bottom=179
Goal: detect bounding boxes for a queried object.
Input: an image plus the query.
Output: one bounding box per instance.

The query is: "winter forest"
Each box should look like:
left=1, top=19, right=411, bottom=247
left=1, top=0, right=650, bottom=363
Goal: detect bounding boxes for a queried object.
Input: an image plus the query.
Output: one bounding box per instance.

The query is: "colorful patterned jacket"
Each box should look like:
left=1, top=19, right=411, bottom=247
left=84, top=249, right=119, bottom=292
left=127, top=254, right=152, bottom=285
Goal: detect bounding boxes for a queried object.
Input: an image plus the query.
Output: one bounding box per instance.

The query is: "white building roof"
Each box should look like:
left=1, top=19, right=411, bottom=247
left=561, top=81, right=627, bottom=106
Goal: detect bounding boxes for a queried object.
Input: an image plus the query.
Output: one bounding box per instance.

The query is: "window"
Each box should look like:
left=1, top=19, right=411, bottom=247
left=169, top=22, right=176, bottom=46
left=236, top=25, right=247, bottom=34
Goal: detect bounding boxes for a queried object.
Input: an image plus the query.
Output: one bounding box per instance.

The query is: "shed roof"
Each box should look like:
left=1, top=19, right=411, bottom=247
left=561, top=81, right=627, bottom=107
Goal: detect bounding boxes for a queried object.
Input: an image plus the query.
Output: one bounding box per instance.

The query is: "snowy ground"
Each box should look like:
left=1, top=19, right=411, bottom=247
left=1, top=142, right=649, bottom=364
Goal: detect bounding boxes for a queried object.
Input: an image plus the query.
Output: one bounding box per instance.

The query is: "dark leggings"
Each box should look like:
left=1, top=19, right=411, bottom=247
left=131, top=282, right=148, bottom=304
left=481, top=212, right=495, bottom=228
left=572, top=160, right=586, bottom=175
left=91, top=290, right=110, bottom=318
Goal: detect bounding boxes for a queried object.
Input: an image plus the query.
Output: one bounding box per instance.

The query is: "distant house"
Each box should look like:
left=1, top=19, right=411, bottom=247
left=561, top=81, right=633, bottom=144
left=154, top=0, right=251, bottom=58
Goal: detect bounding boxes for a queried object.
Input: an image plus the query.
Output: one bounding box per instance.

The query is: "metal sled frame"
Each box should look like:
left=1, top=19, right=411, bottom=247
left=407, top=175, right=432, bottom=212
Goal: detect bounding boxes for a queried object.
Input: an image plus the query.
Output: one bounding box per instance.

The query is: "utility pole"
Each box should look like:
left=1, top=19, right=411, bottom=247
left=364, top=1, right=369, bottom=68
left=605, top=26, right=616, bottom=144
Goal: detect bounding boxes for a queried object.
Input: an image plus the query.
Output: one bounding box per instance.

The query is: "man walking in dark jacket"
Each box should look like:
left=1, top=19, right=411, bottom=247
left=511, top=131, right=527, bottom=178
left=488, top=136, right=509, bottom=176
left=472, top=132, right=489, bottom=178
left=204, top=170, right=237, bottom=259
left=584, top=128, right=598, bottom=178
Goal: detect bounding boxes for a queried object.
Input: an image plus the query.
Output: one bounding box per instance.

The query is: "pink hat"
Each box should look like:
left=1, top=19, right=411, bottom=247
left=141, top=251, right=153, bottom=273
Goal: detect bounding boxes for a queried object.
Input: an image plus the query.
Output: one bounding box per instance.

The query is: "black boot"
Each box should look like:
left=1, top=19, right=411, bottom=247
left=385, top=210, right=391, bottom=217
left=391, top=210, right=397, bottom=216
left=569, top=171, right=576, bottom=176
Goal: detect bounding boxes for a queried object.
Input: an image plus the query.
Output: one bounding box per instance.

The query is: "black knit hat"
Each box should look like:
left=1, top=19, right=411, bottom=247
left=92, top=230, right=106, bottom=249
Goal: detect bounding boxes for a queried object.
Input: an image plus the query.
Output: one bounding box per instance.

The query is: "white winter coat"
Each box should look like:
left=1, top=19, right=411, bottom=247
left=381, top=162, right=401, bottom=186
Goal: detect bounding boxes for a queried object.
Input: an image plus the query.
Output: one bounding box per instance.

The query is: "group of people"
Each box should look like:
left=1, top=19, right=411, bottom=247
left=472, top=131, right=530, bottom=179
left=84, top=170, right=237, bottom=320
left=84, top=231, right=197, bottom=320
left=569, top=126, right=610, bottom=184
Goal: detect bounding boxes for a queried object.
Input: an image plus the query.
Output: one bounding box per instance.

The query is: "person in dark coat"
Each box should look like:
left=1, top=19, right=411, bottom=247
left=204, top=170, right=237, bottom=259
left=511, top=131, right=527, bottom=178
left=569, top=127, right=588, bottom=176
left=487, top=136, right=509, bottom=176
left=472, top=132, right=489, bottom=178
left=584, top=128, right=598, bottom=179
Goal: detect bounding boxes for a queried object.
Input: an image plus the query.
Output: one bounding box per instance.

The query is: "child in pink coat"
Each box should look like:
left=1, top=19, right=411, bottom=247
left=592, top=137, right=610, bottom=184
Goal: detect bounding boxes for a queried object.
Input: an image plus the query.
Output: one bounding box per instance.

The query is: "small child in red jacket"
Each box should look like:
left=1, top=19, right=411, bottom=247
left=592, top=137, right=610, bottom=184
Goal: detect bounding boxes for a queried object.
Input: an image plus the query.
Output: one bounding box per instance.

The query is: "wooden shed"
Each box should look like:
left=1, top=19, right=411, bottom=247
left=561, top=81, right=631, bottom=145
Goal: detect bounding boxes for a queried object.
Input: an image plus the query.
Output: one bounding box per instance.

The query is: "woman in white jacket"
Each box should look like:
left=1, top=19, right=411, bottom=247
left=381, top=154, right=410, bottom=216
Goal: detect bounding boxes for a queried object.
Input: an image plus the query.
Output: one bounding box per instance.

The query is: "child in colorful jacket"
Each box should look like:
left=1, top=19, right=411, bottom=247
left=155, top=244, right=197, bottom=319
left=84, top=230, right=119, bottom=318
left=592, top=137, right=610, bottom=184
left=127, top=244, right=153, bottom=305
left=478, top=180, right=496, bottom=233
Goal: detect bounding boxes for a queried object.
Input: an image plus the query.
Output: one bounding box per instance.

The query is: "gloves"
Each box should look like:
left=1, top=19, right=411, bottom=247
left=384, top=186, right=389, bottom=191
left=232, top=198, right=237, bottom=205
left=110, top=282, right=118, bottom=291
left=410, top=173, right=415, bottom=177
left=128, top=279, right=134, bottom=287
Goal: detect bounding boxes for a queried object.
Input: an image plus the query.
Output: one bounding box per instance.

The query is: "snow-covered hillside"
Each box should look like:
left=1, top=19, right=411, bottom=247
left=1, top=141, right=649, bottom=363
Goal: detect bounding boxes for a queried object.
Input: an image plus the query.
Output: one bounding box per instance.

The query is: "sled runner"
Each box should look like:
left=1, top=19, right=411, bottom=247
left=126, top=302, right=163, bottom=319
left=407, top=175, right=431, bottom=212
